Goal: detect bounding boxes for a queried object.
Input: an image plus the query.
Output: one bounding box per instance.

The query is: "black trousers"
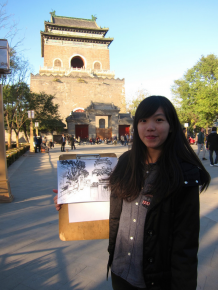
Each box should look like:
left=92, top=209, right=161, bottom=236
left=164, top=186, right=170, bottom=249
left=111, top=272, right=146, bottom=290
left=209, top=150, right=218, bottom=165
left=61, top=142, right=65, bottom=151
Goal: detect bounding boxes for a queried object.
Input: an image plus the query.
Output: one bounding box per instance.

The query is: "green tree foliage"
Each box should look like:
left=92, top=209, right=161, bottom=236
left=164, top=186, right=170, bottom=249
left=29, top=92, right=65, bottom=132
left=128, top=89, right=149, bottom=116
left=4, top=82, right=30, bottom=147
left=3, top=82, right=65, bottom=148
left=172, top=54, right=218, bottom=131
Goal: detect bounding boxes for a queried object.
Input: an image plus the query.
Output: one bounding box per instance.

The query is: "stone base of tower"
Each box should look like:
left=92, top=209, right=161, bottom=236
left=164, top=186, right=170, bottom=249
left=30, top=73, right=126, bottom=126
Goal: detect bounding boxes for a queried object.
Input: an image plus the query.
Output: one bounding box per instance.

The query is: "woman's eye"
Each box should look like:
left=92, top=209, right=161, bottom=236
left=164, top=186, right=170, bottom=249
left=157, top=118, right=164, bottom=122
left=139, top=119, right=146, bottom=122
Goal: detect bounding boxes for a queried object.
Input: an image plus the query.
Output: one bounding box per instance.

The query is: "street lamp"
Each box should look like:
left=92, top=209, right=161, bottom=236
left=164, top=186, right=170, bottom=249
left=0, top=39, right=13, bottom=202
left=184, top=123, right=189, bottom=139
left=28, top=110, right=35, bottom=153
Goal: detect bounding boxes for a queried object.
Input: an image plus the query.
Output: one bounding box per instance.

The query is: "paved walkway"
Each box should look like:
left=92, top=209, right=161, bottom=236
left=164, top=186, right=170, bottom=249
left=0, top=144, right=218, bottom=290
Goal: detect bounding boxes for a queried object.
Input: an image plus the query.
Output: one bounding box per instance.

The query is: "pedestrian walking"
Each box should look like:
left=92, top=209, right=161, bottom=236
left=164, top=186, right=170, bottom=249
left=124, top=134, right=127, bottom=146
left=71, top=135, right=76, bottom=150
left=126, top=133, right=129, bottom=145
left=54, top=96, right=210, bottom=290
left=197, top=128, right=207, bottom=160
left=60, top=134, right=66, bottom=152
left=206, top=127, right=218, bottom=166
left=38, top=135, right=42, bottom=152
left=34, top=134, right=38, bottom=153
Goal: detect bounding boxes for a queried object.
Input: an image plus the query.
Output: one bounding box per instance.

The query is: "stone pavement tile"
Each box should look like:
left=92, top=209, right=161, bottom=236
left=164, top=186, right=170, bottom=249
left=47, top=262, right=87, bottom=285
left=198, top=254, right=213, bottom=267
left=0, top=270, right=8, bottom=281
left=83, top=278, right=112, bottom=290
left=22, top=273, right=63, bottom=290
left=0, top=269, right=34, bottom=290
left=203, top=284, right=217, bottom=290
left=200, top=217, right=211, bottom=231
left=59, top=272, right=94, bottom=290
left=0, top=223, right=59, bottom=256
left=78, top=264, right=108, bottom=282
left=13, top=284, right=35, bottom=290
left=198, top=244, right=216, bottom=259
left=197, top=273, right=206, bottom=290
left=200, top=266, right=218, bottom=288
left=199, top=228, right=218, bottom=248
left=210, top=250, right=218, bottom=268
left=0, top=244, right=59, bottom=274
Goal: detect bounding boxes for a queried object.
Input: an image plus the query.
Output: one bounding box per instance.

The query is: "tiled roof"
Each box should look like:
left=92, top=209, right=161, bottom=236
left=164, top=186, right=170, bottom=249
left=41, top=31, right=113, bottom=42
left=53, top=17, right=99, bottom=29
left=71, top=112, right=87, bottom=119
left=87, top=102, right=119, bottom=110
left=119, top=113, right=132, bottom=119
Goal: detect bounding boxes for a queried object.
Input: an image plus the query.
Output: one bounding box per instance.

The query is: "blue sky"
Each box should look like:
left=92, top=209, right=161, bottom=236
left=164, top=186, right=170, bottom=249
left=2, top=0, right=218, bottom=103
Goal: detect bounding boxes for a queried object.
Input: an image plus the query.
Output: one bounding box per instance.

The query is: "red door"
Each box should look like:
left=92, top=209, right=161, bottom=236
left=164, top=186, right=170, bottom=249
left=75, top=125, right=88, bottom=140
left=119, top=125, right=130, bottom=138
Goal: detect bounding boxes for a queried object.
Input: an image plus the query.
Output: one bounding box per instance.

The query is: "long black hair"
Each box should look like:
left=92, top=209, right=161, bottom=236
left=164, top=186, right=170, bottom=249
left=109, top=96, right=210, bottom=201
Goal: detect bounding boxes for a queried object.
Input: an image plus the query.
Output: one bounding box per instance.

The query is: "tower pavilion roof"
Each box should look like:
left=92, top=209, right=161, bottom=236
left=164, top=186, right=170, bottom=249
left=52, top=15, right=99, bottom=29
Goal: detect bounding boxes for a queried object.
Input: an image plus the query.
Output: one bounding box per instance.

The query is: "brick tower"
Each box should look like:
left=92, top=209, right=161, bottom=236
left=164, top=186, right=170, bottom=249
left=30, top=12, right=127, bottom=137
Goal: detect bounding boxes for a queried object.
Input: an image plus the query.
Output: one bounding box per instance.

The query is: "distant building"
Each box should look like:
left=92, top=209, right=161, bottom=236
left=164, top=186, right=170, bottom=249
left=30, top=12, right=132, bottom=139
left=67, top=102, right=133, bottom=140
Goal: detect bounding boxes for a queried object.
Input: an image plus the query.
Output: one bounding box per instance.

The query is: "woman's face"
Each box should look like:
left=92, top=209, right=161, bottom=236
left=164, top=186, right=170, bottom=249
left=137, top=107, right=170, bottom=152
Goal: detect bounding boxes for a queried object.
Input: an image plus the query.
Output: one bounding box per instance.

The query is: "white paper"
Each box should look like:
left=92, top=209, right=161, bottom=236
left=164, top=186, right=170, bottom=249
left=68, top=202, right=109, bottom=223
left=57, top=157, right=117, bottom=204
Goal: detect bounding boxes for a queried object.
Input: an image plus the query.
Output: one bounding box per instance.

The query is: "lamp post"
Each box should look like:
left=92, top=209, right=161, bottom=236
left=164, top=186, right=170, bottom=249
left=28, top=110, right=35, bottom=153
left=184, top=123, right=189, bottom=139
left=35, top=122, right=39, bottom=136
left=0, top=39, right=13, bottom=202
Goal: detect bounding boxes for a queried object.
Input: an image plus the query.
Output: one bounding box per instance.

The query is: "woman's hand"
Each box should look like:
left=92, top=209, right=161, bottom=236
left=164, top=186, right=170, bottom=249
left=53, top=189, right=62, bottom=211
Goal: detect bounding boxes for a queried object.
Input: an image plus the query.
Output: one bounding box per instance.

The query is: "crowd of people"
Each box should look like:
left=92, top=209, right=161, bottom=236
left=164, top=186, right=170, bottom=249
left=60, top=134, right=132, bottom=148
left=34, top=135, right=51, bottom=153
left=184, top=126, right=218, bottom=166
left=196, top=127, right=218, bottom=166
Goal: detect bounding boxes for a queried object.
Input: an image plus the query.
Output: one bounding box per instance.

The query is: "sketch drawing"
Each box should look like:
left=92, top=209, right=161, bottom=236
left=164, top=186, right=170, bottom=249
left=57, top=157, right=117, bottom=204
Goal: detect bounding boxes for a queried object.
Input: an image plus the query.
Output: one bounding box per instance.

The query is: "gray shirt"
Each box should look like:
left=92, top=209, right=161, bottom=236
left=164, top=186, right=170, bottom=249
left=111, top=164, right=157, bottom=288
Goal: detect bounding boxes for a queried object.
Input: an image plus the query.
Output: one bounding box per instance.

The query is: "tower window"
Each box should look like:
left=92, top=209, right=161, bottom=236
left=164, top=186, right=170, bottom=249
left=54, top=59, right=61, bottom=67
left=94, top=62, right=101, bottom=70
left=71, top=56, right=84, bottom=68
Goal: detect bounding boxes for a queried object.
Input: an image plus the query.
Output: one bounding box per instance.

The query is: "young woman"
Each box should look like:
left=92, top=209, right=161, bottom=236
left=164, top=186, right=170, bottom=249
left=107, top=96, right=210, bottom=290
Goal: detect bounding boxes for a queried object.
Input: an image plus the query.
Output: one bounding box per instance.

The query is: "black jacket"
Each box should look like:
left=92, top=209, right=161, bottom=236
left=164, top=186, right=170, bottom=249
left=60, top=136, right=65, bottom=144
left=206, top=132, right=218, bottom=151
left=108, top=156, right=202, bottom=290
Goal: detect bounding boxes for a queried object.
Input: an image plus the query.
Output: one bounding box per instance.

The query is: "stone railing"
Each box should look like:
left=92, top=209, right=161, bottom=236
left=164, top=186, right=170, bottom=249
left=39, top=66, right=92, bottom=75
left=39, top=66, right=115, bottom=78
left=93, top=69, right=115, bottom=78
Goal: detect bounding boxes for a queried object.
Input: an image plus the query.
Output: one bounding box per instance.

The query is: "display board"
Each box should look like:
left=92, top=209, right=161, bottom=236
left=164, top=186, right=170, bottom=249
left=58, top=153, right=117, bottom=241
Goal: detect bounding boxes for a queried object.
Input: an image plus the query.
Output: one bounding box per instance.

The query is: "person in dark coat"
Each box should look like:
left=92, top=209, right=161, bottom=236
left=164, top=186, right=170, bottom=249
left=107, top=96, right=210, bottom=290
left=38, top=136, right=42, bottom=152
left=34, top=134, right=38, bottom=153
left=60, top=134, right=65, bottom=152
left=54, top=96, right=210, bottom=290
left=70, top=135, right=76, bottom=150
left=206, top=126, right=218, bottom=166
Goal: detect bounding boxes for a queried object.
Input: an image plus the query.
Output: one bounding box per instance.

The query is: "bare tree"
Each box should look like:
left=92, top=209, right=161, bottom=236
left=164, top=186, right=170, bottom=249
left=0, top=1, right=24, bottom=49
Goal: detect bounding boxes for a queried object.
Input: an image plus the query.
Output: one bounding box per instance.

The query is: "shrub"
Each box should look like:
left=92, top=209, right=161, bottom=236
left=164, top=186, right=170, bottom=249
left=6, top=145, right=30, bottom=167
